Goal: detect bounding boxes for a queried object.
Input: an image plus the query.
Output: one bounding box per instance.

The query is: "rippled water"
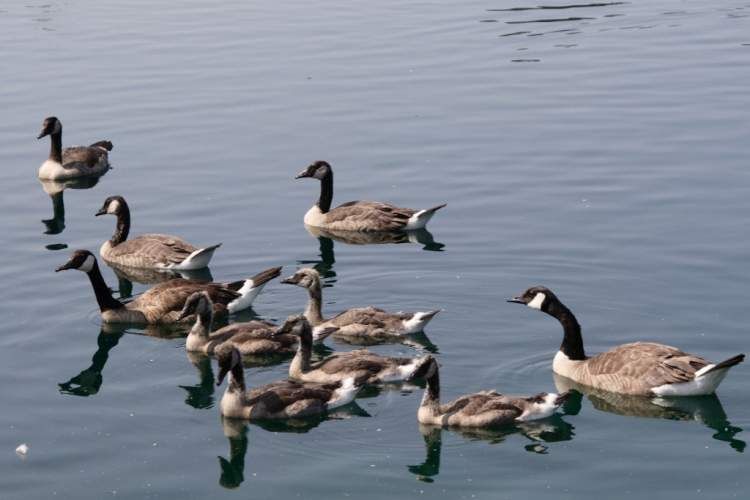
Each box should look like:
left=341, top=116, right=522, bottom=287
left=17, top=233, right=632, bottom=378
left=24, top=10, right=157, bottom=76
left=1, top=1, right=749, bottom=498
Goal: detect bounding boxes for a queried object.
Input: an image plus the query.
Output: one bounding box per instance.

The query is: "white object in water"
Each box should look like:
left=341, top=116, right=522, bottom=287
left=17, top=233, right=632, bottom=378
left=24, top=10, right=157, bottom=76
left=16, top=443, right=28, bottom=457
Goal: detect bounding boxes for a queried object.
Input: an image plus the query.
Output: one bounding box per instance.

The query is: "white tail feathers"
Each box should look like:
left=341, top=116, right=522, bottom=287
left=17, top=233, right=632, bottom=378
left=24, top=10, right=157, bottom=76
left=401, top=310, right=441, bottom=334
left=404, top=203, right=447, bottom=230
left=327, top=377, right=361, bottom=409
left=172, top=243, right=221, bottom=270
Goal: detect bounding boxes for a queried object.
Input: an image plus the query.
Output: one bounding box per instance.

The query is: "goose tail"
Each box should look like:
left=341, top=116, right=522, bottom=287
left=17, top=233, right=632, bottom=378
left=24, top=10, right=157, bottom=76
left=327, top=377, right=362, bottom=409
left=226, top=266, right=282, bottom=313
left=404, top=203, right=447, bottom=230
left=174, top=243, right=221, bottom=270
left=696, top=354, right=745, bottom=377
left=89, top=140, right=113, bottom=151
left=401, top=310, right=441, bottom=334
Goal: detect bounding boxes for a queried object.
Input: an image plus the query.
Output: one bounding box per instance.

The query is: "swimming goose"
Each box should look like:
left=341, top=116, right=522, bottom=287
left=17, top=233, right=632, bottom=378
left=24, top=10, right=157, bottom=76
left=281, top=268, right=440, bottom=339
left=295, top=161, right=446, bottom=232
left=56, top=249, right=281, bottom=323
left=416, top=356, right=568, bottom=427
left=177, top=292, right=337, bottom=355
left=215, top=344, right=362, bottom=419
left=508, top=286, right=745, bottom=396
left=286, top=315, right=432, bottom=385
left=96, top=195, right=221, bottom=270
left=37, top=116, right=112, bottom=180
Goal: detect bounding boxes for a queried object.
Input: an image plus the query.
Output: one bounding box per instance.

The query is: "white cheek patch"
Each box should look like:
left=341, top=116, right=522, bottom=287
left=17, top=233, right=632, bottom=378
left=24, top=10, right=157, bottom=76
left=527, top=292, right=546, bottom=310
left=78, top=255, right=95, bottom=273
left=107, top=199, right=121, bottom=214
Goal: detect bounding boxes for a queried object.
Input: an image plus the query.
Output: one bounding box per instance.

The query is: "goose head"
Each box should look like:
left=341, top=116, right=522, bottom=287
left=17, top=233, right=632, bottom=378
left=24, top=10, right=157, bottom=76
left=38, top=116, right=62, bottom=139
left=216, top=345, right=243, bottom=387
left=507, top=286, right=560, bottom=313
left=96, top=195, right=127, bottom=217
left=56, top=249, right=97, bottom=273
left=178, top=291, right=213, bottom=322
left=280, top=268, right=321, bottom=291
left=295, top=160, right=332, bottom=180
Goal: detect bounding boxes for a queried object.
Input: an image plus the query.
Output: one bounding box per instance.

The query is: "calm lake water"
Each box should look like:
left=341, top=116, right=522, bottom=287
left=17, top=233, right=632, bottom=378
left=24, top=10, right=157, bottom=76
left=1, top=0, right=749, bottom=498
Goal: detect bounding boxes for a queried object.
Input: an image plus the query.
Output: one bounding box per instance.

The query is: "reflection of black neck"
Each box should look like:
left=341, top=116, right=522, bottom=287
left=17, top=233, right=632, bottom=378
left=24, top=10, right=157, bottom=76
left=317, top=171, right=333, bottom=213
left=50, top=132, right=63, bottom=163
left=220, top=430, right=248, bottom=488
left=111, top=204, right=131, bottom=245
left=87, top=262, right=125, bottom=312
left=547, top=301, right=586, bottom=360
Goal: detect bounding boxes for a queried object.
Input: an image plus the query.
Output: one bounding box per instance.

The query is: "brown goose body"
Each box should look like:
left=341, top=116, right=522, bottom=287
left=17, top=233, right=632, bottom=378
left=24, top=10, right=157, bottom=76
left=38, top=117, right=111, bottom=180
left=282, top=268, right=439, bottom=340
left=296, top=161, right=445, bottom=232
left=216, top=346, right=361, bottom=419
left=417, top=357, right=567, bottom=428
left=97, top=196, right=220, bottom=270
left=286, top=315, right=431, bottom=385
left=509, top=286, right=745, bottom=396
left=56, top=250, right=280, bottom=324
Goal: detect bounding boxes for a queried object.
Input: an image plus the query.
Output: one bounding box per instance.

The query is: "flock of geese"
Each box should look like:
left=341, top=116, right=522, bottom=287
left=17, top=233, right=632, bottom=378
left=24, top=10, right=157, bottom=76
left=40, top=116, right=744, bottom=433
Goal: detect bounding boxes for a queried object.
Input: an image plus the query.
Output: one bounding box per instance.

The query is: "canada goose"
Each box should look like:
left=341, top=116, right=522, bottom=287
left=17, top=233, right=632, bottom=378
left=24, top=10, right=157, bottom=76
left=37, top=116, right=112, bottom=180
left=177, top=292, right=336, bottom=355
left=95, top=195, right=220, bottom=270
left=416, top=356, right=568, bottom=427
left=295, top=161, right=446, bottom=232
left=281, top=268, right=440, bottom=340
left=56, top=249, right=280, bottom=323
left=285, top=315, right=432, bottom=385
left=215, top=345, right=361, bottom=419
left=508, top=286, right=745, bottom=396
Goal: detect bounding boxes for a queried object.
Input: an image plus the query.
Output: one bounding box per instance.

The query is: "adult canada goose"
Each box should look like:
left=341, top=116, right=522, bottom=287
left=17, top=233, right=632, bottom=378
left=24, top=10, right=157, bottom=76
left=177, top=292, right=337, bottom=355
left=215, top=345, right=362, bottom=419
left=96, top=195, right=220, bottom=270
left=508, top=286, right=745, bottom=396
left=37, top=116, right=112, bottom=180
left=295, top=160, right=446, bottom=232
left=286, top=315, right=432, bottom=385
left=282, top=268, right=440, bottom=340
left=416, top=356, right=569, bottom=427
left=55, top=249, right=281, bottom=323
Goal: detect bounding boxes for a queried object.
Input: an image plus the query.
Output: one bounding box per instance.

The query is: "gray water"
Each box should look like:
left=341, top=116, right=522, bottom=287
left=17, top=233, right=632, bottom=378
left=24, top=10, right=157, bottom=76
left=1, top=0, right=749, bottom=498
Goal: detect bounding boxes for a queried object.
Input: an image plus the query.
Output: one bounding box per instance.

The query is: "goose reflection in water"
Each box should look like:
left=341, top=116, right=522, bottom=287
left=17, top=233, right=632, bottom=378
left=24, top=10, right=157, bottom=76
left=39, top=177, right=101, bottom=235
left=107, top=261, right=214, bottom=299
left=306, top=225, right=445, bottom=252
left=408, top=416, right=575, bottom=482
left=58, top=328, right=123, bottom=396
left=218, top=406, right=370, bottom=489
left=554, top=373, right=746, bottom=453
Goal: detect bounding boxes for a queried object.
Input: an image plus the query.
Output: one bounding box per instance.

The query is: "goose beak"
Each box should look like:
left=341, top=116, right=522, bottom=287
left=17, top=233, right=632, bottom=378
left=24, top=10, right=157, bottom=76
left=95, top=207, right=107, bottom=216
left=37, top=131, right=48, bottom=139
left=216, top=366, right=229, bottom=386
left=280, top=275, right=299, bottom=285
left=55, top=262, right=74, bottom=272
left=294, top=169, right=311, bottom=179
left=176, top=309, right=190, bottom=321
left=506, top=297, right=525, bottom=304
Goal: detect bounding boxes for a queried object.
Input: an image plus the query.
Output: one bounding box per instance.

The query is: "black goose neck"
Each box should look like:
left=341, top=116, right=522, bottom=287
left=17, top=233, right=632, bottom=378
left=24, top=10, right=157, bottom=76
left=111, top=203, right=130, bottom=245
left=50, top=132, right=63, bottom=163
left=547, top=301, right=586, bottom=360
left=317, top=171, right=333, bottom=213
left=229, top=363, right=246, bottom=392
left=87, top=261, right=125, bottom=312
left=296, top=327, right=314, bottom=371
left=426, top=362, right=440, bottom=403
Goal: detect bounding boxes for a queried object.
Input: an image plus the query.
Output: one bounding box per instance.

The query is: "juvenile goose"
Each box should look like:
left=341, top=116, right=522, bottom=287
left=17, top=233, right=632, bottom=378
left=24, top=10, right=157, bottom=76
left=178, top=292, right=337, bottom=355
left=508, top=286, right=745, bottom=396
left=286, top=315, right=432, bottom=385
left=37, top=116, right=112, bottom=180
left=96, top=195, right=220, bottom=270
left=56, top=249, right=281, bottom=323
left=216, top=345, right=362, bottom=419
left=416, top=356, right=568, bottom=427
left=295, top=161, right=446, bottom=232
left=282, top=268, right=440, bottom=339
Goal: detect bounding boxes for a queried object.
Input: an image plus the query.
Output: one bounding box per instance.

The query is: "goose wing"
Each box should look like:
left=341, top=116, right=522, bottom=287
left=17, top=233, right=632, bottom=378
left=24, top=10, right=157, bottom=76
left=128, top=279, right=240, bottom=322
left=327, top=307, right=407, bottom=329
left=325, top=201, right=416, bottom=232
left=584, top=342, right=708, bottom=387
left=109, top=234, right=197, bottom=266
left=444, top=392, right=524, bottom=422
left=62, top=146, right=108, bottom=168
left=245, top=380, right=336, bottom=415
